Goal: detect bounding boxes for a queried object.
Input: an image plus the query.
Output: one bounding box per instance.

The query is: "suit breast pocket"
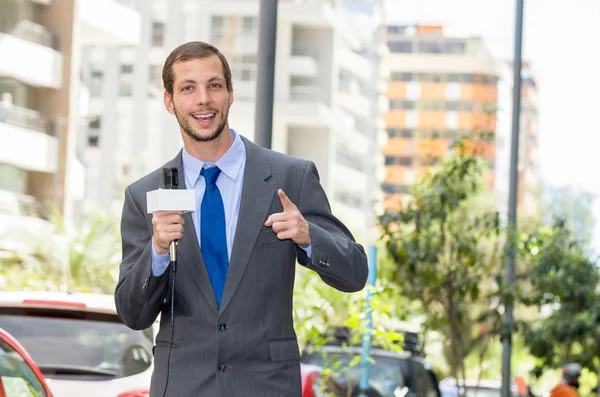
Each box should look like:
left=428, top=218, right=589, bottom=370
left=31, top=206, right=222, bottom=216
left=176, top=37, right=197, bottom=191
left=254, top=227, right=280, bottom=245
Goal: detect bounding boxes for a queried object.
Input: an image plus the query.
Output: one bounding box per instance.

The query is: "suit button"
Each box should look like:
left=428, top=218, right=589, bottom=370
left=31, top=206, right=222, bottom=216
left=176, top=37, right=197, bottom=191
left=218, top=323, right=227, bottom=332
left=217, top=363, right=228, bottom=372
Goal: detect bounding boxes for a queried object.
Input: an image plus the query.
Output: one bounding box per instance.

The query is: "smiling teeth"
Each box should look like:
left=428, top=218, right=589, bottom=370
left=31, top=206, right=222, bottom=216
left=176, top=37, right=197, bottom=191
left=193, top=113, right=215, bottom=119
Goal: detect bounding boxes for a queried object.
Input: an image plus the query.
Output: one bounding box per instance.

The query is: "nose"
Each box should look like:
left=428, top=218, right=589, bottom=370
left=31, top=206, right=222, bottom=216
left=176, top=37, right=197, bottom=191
left=195, top=87, right=210, bottom=105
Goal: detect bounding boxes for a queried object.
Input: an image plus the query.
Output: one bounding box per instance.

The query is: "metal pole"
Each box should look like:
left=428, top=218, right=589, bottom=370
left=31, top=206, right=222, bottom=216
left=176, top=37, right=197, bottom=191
left=254, top=0, right=278, bottom=149
left=502, top=1, right=525, bottom=396
left=359, top=246, right=378, bottom=397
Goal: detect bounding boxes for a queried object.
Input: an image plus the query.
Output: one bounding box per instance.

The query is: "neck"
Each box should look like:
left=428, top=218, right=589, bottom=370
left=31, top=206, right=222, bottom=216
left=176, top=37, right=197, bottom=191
left=183, top=127, right=234, bottom=163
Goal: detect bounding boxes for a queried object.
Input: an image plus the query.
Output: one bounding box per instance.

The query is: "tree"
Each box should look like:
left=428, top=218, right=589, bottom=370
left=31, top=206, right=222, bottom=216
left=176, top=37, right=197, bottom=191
left=379, top=139, right=504, bottom=383
left=520, top=219, right=600, bottom=382
left=0, top=204, right=121, bottom=293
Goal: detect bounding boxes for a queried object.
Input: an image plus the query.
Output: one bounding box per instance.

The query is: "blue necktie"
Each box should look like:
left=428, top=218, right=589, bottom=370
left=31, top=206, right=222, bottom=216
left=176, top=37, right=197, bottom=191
left=200, top=166, right=229, bottom=306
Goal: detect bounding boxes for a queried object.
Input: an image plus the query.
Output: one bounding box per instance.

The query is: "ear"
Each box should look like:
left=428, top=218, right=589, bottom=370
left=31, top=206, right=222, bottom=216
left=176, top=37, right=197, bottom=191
left=228, top=90, right=234, bottom=106
left=164, top=90, right=175, bottom=115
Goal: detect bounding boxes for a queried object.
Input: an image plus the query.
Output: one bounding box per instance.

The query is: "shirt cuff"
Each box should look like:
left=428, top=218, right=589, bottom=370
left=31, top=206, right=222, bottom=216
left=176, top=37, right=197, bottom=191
left=298, top=244, right=312, bottom=258
left=151, top=239, right=170, bottom=277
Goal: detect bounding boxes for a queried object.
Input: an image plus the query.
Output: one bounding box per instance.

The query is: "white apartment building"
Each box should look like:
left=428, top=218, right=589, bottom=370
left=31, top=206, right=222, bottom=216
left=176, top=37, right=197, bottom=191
left=81, top=0, right=387, bottom=243
left=0, top=0, right=141, bottom=253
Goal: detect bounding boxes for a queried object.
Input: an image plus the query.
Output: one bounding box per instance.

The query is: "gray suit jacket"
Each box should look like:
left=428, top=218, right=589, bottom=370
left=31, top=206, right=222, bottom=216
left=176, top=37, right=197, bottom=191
left=114, top=136, right=368, bottom=396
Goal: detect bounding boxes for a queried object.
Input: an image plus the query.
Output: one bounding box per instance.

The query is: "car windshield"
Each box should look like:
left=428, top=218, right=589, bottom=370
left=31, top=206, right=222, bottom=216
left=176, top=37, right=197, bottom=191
left=303, top=351, right=406, bottom=396
left=0, top=313, right=153, bottom=379
left=0, top=338, right=47, bottom=397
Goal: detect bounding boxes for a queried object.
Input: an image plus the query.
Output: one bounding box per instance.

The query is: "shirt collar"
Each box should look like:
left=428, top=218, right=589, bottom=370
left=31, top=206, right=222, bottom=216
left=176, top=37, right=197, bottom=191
left=182, top=129, right=246, bottom=187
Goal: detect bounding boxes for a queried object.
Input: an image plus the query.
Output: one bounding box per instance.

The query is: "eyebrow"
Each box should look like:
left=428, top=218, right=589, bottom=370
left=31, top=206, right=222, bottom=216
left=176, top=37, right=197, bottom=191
left=178, top=79, right=197, bottom=87
left=207, top=76, right=225, bottom=83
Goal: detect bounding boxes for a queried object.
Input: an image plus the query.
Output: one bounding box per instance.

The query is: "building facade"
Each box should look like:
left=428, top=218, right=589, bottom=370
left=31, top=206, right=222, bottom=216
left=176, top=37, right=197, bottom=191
left=0, top=0, right=141, bottom=252
left=382, top=24, right=501, bottom=210
left=495, top=61, right=540, bottom=219
left=81, top=0, right=387, bottom=243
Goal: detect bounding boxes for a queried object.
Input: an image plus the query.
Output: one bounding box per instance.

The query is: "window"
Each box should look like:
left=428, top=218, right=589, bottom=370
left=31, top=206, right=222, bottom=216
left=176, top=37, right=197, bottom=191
left=391, top=72, right=413, bottom=82
left=0, top=338, right=48, bottom=397
left=386, top=128, right=415, bottom=138
left=119, top=65, right=134, bottom=96
left=212, top=16, right=224, bottom=30
left=418, top=41, right=443, bottom=54
left=150, top=65, right=162, bottom=88
left=389, top=41, right=413, bottom=53
left=120, top=64, right=133, bottom=74
left=151, top=21, right=164, bottom=47
left=89, top=117, right=101, bottom=129
left=88, top=134, right=100, bottom=147
left=241, top=16, right=257, bottom=35
left=389, top=100, right=415, bottom=110
left=89, top=70, right=103, bottom=97
left=422, top=101, right=444, bottom=111
left=211, top=16, right=225, bottom=43
left=458, top=73, right=474, bottom=83
left=385, top=156, right=413, bottom=166
left=334, top=191, right=363, bottom=208
left=1, top=314, right=154, bottom=381
left=382, top=183, right=410, bottom=194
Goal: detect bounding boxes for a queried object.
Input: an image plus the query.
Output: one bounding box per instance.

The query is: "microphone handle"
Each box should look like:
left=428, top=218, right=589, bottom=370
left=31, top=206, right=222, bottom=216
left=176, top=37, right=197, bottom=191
left=169, top=240, right=177, bottom=272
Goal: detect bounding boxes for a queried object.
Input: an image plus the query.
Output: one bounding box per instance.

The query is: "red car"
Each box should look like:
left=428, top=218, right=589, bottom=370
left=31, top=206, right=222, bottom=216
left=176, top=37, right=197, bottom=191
left=0, top=327, right=53, bottom=397
left=301, top=363, right=345, bottom=397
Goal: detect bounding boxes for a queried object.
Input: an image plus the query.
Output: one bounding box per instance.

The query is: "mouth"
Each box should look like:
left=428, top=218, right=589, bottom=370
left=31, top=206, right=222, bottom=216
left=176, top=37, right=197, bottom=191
left=191, top=112, right=216, bottom=127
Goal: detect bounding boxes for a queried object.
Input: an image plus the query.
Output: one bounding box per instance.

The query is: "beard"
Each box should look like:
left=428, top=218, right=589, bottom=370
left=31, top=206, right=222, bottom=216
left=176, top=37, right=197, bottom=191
left=173, top=102, right=229, bottom=143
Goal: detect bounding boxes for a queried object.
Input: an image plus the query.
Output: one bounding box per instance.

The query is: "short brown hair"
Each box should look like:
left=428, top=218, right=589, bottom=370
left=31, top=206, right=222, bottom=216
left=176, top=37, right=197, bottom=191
left=162, top=41, right=233, bottom=95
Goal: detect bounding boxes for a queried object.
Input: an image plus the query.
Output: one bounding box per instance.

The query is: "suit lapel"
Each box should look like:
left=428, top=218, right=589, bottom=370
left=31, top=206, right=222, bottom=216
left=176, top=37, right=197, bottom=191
left=165, top=152, right=219, bottom=312
left=219, top=138, right=274, bottom=314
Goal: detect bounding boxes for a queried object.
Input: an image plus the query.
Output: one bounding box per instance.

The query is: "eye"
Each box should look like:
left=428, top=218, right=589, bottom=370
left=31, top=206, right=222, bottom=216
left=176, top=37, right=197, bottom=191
left=210, top=83, right=222, bottom=89
left=181, top=86, right=192, bottom=92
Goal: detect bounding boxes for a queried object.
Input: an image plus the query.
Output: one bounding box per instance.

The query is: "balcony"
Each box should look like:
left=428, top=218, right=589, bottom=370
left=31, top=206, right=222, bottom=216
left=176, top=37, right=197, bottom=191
left=339, top=47, right=373, bottom=81
left=0, top=19, right=62, bottom=88
left=276, top=85, right=332, bottom=126
left=78, top=0, right=141, bottom=45
left=337, top=79, right=373, bottom=118
left=0, top=189, right=52, bottom=254
left=289, top=45, right=319, bottom=78
left=280, top=0, right=335, bottom=26
left=0, top=105, right=58, bottom=173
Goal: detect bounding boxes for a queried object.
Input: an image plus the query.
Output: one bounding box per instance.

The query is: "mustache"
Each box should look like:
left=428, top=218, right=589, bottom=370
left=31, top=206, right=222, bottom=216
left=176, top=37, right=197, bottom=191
left=189, top=108, right=219, bottom=115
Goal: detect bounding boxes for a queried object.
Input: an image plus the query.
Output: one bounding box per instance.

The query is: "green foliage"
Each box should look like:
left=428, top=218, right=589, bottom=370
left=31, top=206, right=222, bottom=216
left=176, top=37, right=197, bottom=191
left=379, top=139, right=504, bottom=380
left=520, top=219, right=600, bottom=375
left=0, top=203, right=121, bottom=293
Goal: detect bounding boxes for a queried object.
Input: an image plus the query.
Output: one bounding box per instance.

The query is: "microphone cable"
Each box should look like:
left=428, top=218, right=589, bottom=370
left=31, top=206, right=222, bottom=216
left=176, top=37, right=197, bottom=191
left=160, top=167, right=178, bottom=397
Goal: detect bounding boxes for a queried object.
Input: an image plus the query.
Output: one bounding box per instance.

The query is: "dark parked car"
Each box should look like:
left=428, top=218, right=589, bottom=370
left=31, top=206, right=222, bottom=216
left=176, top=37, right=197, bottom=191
left=302, top=332, right=441, bottom=397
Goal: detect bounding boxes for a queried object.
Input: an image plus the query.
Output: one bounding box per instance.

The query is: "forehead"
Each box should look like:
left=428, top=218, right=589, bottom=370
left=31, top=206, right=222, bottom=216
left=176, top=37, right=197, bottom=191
left=172, top=56, right=225, bottom=83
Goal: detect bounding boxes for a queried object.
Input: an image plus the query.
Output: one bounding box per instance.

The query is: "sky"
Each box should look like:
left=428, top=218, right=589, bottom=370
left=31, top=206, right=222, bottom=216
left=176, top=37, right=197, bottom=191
left=384, top=0, right=600, bottom=250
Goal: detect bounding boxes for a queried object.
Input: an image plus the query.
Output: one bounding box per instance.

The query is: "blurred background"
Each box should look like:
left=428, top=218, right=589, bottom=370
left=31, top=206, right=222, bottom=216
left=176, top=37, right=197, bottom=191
left=0, top=0, right=599, bottom=396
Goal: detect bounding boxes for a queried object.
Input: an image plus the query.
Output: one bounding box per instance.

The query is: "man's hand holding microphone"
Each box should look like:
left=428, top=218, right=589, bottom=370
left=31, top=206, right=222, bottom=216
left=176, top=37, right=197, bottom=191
left=152, top=211, right=185, bottom=255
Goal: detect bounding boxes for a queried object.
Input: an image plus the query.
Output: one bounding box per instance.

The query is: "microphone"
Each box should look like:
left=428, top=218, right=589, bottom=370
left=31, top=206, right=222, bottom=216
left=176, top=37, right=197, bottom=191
left=146, top=167, right=195, bottom=397
left=162, top=168, right=179, bottom=268
left=146, top=168, right=196, bottom=269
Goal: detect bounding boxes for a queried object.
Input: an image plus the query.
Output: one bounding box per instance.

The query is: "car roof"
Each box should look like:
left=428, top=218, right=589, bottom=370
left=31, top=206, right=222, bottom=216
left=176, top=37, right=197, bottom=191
left=0, top=291, right=117, bottom=314
left=307, top=345, right=413, bottom=360
left=440, top=378, right=515, bottom=389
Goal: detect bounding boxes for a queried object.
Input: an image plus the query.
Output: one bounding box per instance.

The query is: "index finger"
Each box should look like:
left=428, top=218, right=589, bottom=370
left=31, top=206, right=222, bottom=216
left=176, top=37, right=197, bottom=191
left=278, top=189, right=296, bottom=212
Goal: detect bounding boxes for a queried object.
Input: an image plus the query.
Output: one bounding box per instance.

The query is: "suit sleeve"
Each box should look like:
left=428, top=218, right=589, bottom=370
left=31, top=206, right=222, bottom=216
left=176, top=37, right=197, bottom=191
left=114, top=185, right=170, bottom=330
left=295, top=161, right=368, bottom=292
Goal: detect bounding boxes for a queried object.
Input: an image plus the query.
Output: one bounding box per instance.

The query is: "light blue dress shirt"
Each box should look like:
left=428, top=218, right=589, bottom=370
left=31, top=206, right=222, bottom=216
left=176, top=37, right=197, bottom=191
left=151, top=130, right=311, bottom=276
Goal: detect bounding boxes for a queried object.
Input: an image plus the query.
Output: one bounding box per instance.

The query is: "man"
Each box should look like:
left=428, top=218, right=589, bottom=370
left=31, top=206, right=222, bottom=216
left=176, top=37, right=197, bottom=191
left=549, top=363, right=582, bottom=397
left=114, top=41, right=368, bottom=397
